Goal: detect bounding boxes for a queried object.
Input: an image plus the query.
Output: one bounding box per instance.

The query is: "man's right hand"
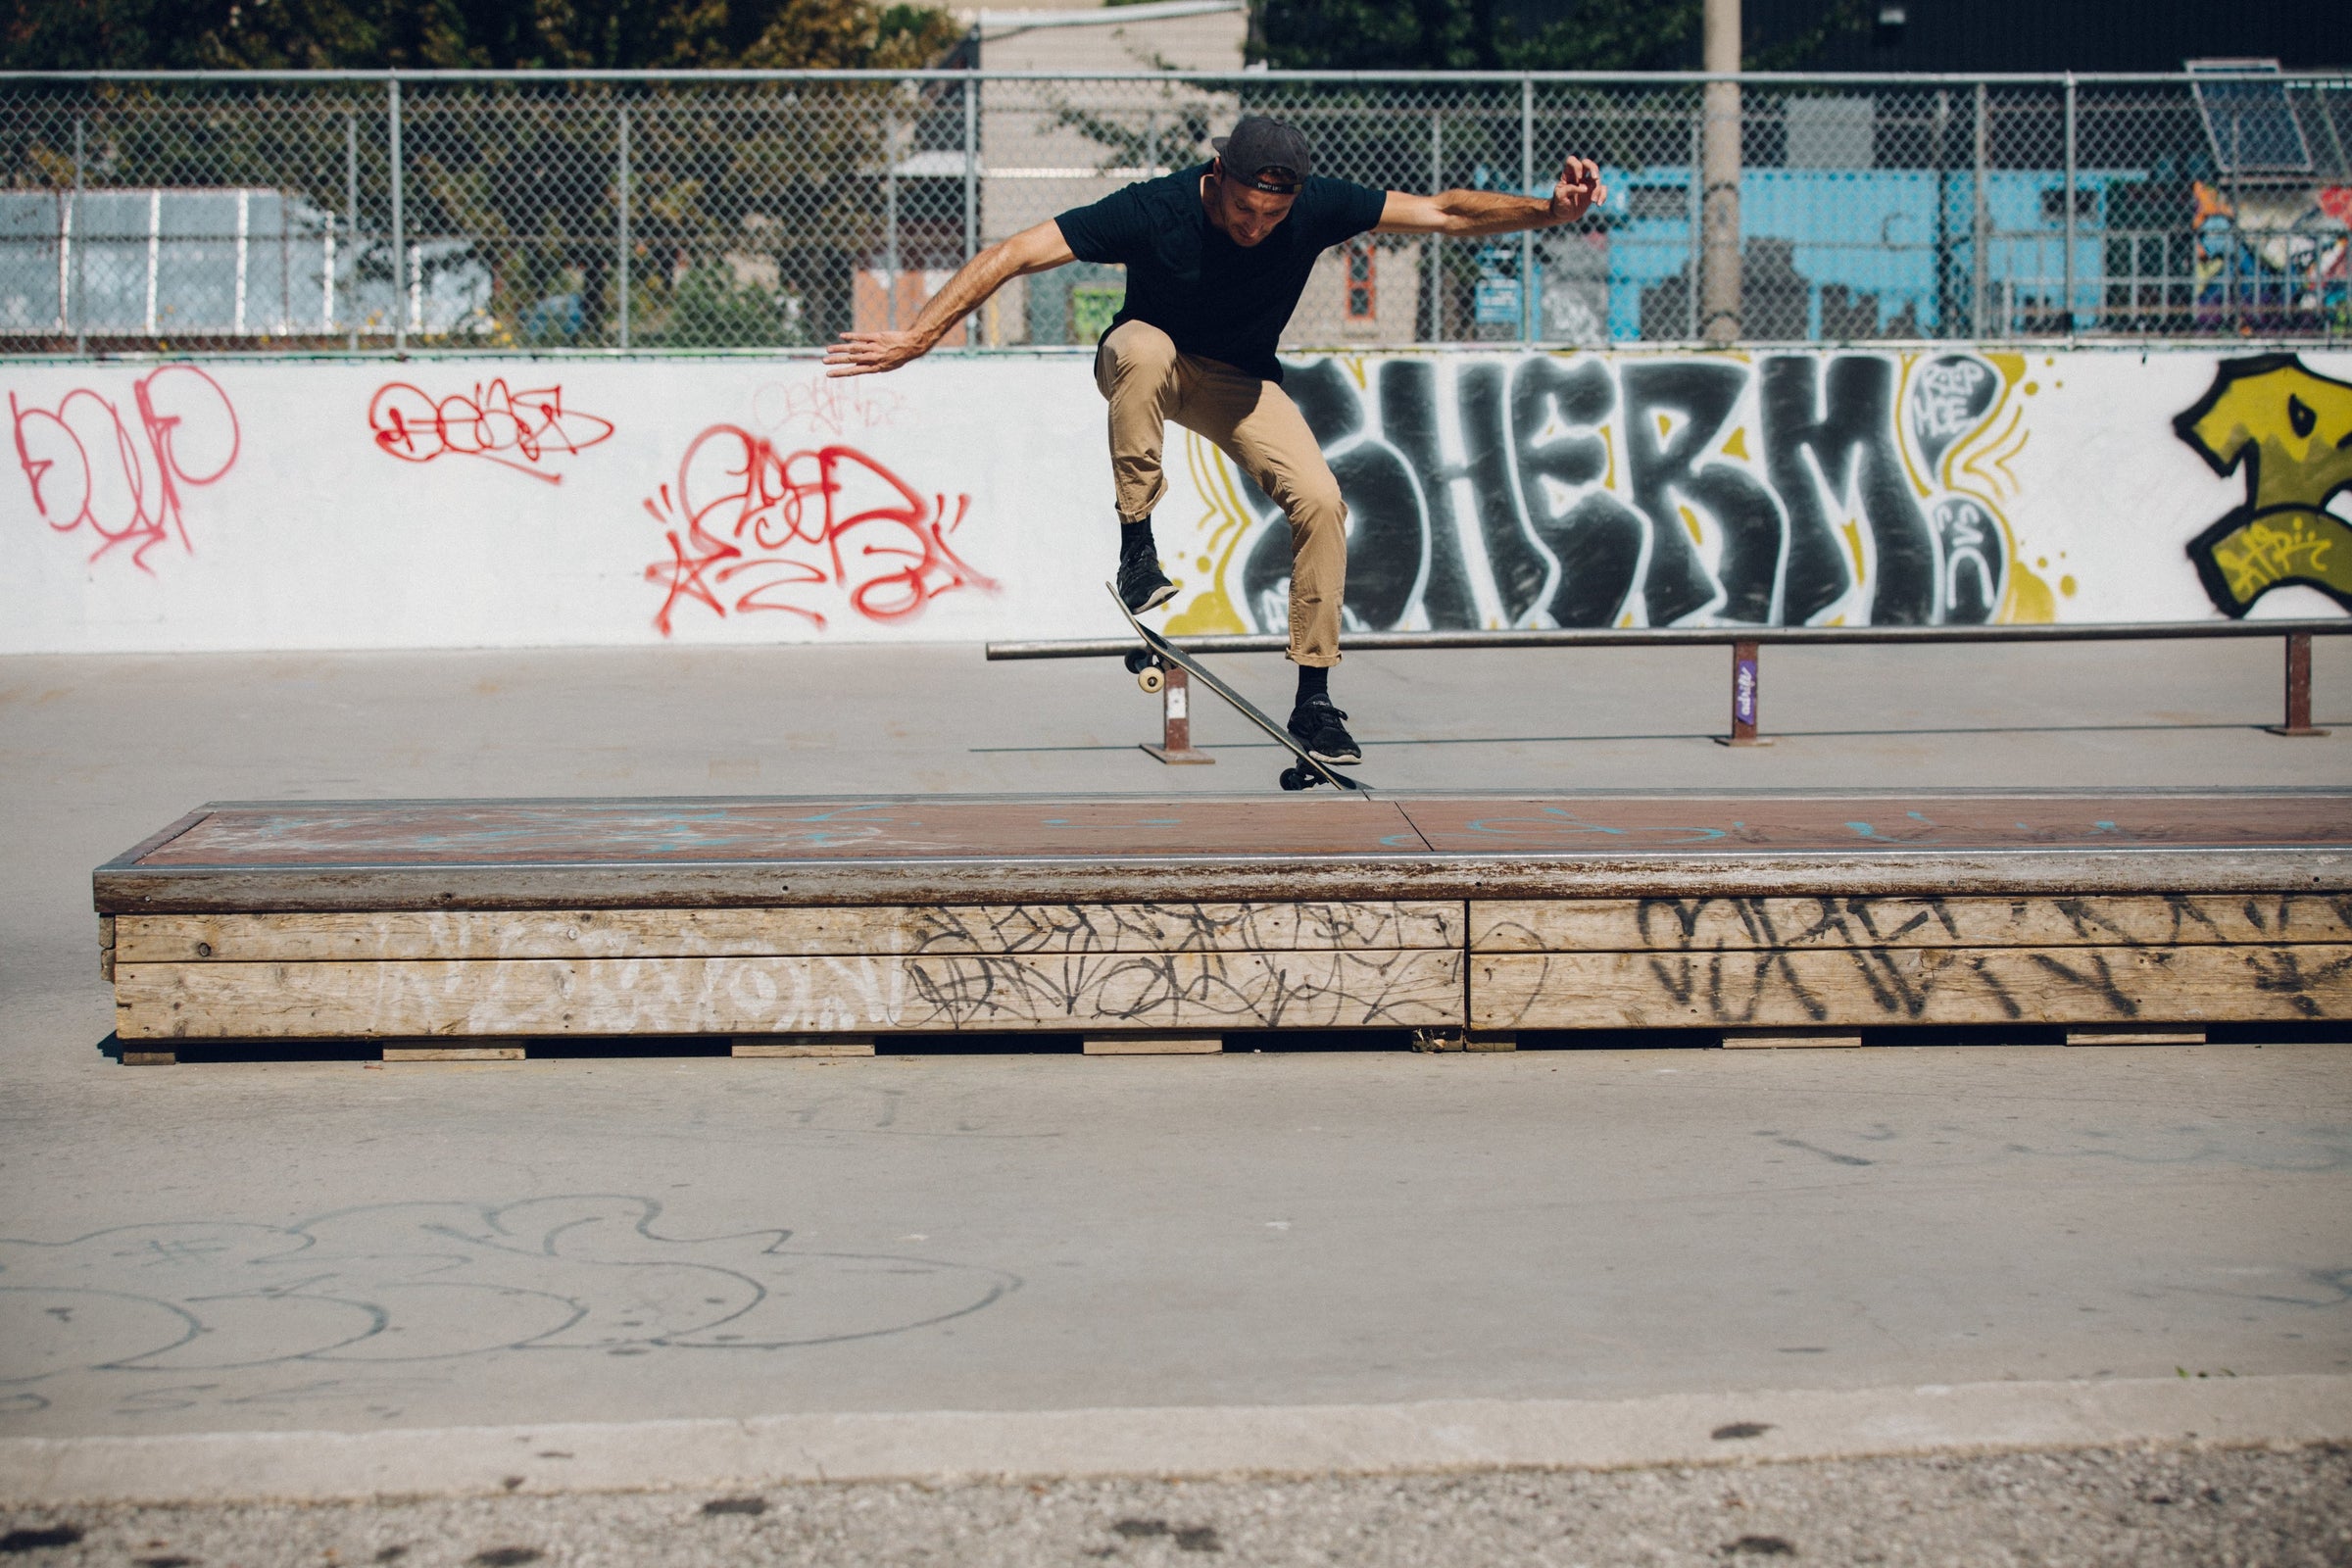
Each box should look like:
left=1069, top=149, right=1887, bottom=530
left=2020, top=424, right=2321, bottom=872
left=824, top=329, right=932, bottom=378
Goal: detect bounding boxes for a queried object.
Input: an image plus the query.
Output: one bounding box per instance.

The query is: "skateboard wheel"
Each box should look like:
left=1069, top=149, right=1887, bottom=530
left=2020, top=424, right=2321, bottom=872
left=1138, top=666, right=1165, bottom=694
left=1279, top=766, right=1311, bottom=791
left=1123, top=649, right=1155, bottom=676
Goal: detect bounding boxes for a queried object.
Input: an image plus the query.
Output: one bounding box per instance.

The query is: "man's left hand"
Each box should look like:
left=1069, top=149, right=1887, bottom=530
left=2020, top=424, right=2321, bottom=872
left=1547, top=156, right=1605, bottom=224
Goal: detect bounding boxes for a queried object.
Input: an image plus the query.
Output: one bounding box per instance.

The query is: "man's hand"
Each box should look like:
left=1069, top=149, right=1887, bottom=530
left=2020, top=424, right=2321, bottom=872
left=820, top=223, right=1078, bottom=377
left=1548, top=156, right=1605, bottom=225
left=824, top=329, right=933, bottom=378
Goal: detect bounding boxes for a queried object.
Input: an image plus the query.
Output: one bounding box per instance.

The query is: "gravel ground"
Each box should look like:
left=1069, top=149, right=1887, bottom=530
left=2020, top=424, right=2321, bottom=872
left=4, top=1445, right=2348, bottom=1568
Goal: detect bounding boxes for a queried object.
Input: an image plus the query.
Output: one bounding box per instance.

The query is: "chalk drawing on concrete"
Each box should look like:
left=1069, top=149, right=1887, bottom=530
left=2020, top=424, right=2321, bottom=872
left=0, top=1195, right=1016, bottom=1401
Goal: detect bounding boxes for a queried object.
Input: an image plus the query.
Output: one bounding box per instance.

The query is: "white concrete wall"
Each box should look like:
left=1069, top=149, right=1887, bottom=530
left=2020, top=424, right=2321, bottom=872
left=3, top=347, right=2344, bottom=654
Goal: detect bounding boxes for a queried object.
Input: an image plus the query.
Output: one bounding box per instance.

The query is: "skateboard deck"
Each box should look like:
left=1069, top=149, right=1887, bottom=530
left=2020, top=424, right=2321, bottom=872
left=1106, top=583, right=1371, bottom=794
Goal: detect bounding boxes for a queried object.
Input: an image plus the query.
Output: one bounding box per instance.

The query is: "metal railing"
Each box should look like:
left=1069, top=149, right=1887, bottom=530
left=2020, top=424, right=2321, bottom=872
left=988, top=621, right=2351, bottom=752
left=2, top=68, right=2346, bottom=355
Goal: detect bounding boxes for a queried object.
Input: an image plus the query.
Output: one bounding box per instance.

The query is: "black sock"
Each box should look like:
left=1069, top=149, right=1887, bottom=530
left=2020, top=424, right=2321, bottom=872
left=1119, top=516, right=1156, bottom=564
left=1295, top=664, right=1329, bottom=707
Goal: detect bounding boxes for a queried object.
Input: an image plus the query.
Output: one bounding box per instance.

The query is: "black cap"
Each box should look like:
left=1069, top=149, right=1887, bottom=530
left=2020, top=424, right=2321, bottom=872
left=1211, top=116, right=1313, bottom=192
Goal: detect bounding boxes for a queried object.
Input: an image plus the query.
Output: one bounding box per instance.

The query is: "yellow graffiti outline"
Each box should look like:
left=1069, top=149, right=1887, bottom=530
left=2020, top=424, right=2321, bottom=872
left=1894, top=353, right=1933, bottom=500
left=1957, top=407, right=2031, bottom=501
left=1162, top=429, right=1255, bottom=635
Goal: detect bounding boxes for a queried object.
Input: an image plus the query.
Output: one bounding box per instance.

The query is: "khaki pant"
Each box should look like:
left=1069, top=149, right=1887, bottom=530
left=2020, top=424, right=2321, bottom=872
left=1094, top=319, right=1347, bottom=666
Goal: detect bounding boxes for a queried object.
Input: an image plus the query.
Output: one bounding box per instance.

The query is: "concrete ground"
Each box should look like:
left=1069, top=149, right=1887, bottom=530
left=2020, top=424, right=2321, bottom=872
left=7, top=1445, right=2352, bottom=1567
left=2, top=637, right=2348, bottom=1556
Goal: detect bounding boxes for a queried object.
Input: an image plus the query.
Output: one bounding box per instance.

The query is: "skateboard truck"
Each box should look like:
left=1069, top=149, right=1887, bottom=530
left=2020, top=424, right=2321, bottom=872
left=1123, top=648, right=1166, bottom=695
left=1106, top=583, right=1370, bottom=794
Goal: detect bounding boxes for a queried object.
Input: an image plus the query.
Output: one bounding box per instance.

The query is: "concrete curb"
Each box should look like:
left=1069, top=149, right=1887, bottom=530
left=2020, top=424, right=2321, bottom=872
left=3, top=1375, right=2346, bottom=1505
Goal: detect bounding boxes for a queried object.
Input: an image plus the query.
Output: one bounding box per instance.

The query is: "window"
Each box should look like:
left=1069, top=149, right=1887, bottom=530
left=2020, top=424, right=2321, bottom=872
left=1344, top=240, right=1375, bottom=320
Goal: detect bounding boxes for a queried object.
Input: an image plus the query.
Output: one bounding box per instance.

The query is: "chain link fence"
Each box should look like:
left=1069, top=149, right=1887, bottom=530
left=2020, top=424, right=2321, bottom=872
left=2, top=69, right=2345, bottom=354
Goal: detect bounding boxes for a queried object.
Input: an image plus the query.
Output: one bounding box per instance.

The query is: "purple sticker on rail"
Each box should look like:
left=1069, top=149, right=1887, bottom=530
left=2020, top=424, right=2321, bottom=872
left=1734, top=655, right=1759, bottom=727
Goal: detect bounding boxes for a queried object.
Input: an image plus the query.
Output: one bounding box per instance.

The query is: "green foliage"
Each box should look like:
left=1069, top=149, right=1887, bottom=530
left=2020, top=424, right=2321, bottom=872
left=1, top=0, right=965, bottom=71
left=1246, top=0, right=1873, bottom=73
left=640, top=261, right=808, bottom=347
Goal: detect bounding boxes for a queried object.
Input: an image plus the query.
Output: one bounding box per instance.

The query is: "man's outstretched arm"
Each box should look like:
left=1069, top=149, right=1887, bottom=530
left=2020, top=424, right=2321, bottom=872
left=1374, top=154, right=1606, bottom=237
left=824, top=220, right=1077, bottom=377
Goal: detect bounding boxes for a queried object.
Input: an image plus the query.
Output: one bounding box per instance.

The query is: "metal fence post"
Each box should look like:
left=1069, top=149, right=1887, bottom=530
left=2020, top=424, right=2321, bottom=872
left=962, top=77, right=979, bottom=265
left=2269, top=630, right=2328, bottom=737
left=2224, top=106, right=2242, bottom=329
left=1686, top=112, right=1703, bottom=340
left=1932, top=88, right=1950, bottom=337
left=2061, top=72, right=2077, bottom=337
left=1972, top=80, right=1988, bottom=339
left=1424, top=111, right=1441, bottom=343
left=615, top=102, right=631, bottom=351
left=388, top=74, right=405, bottom=354
left=1719, top=639, right=1766, bottom=746
left=343, top=111, right=359, bottom=348
left=883, top=103, right=900, bottom=331
left=1519, top=74, right=1536, bottom=344
left=71, top=117, right=84, bottom=354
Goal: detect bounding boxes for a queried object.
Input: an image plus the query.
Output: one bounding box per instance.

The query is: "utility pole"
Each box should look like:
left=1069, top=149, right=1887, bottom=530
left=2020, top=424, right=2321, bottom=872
left=1699, top=0, right=1742, bottom=344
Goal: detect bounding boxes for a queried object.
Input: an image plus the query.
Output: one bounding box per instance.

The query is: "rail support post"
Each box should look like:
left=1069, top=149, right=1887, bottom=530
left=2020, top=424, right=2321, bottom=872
left=1714, top=638, right=1771, bottom=747
left=1141, top=662, right=1214, bottom=764
left=2267, top=629, right=2329, bottom=737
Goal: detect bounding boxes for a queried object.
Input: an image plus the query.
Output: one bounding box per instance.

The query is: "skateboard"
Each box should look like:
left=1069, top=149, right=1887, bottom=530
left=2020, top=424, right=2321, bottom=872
left=1106, top=583, right=1371, bottom=794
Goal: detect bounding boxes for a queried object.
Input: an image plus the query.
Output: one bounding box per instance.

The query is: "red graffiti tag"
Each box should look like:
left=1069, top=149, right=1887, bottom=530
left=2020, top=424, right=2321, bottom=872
left=368, top=379, right=615, bottom=485
left=9, top=365, right=239, bottom=572
left=644, top=428, right=995, bottom=635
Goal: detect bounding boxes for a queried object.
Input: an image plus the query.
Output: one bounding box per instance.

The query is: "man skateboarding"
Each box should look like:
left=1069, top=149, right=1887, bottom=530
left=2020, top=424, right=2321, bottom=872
left=825, top=115, right=1605, bottom=766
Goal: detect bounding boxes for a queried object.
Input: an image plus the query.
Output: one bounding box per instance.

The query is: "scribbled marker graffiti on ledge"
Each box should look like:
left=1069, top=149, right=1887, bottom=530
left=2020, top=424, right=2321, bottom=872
left=368, top=379, right=616, bottom=485
left=645, top=428, right=996, bottom=634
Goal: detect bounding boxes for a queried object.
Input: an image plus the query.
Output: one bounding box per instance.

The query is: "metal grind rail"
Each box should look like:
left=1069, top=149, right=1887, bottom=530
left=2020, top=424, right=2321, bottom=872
left=986, top=619, right=2351, bottom=754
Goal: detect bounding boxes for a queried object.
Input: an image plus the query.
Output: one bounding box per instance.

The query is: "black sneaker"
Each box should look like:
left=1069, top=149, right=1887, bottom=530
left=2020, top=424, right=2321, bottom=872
left=1116, top=552, right=1177, bottom=613
left=1287, top=697, right=1362, bottom=765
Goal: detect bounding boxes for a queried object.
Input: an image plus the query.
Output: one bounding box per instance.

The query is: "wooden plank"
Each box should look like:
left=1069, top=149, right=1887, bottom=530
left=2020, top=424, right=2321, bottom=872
left=1083, top=1036, right=1223, bottom=1054
left=1404, top=793, right=2352, bottom=856
left=93, top=847, right=2352, bottom=915
left=1471, top=945, right=2352, bottom=1031
left=1723, top=1031, right=1866, bottom=1049
left=380, top=1048, right=524, bottom=1062
left=732, top=1038, right=875, bottom=1057
left=127, top=798, right=1426, bottom=867
left=1472, top=894, right=2352, bottom=953
left=2066, top=1027, right=2207, bottom=1046
left=99, top=914, right=115, bottom=983
left=116, top=902, right=1465, bottom=963
left=120, top=1051, right=174, bottom=1066
left=115, top=950, right=1466, bottom=1040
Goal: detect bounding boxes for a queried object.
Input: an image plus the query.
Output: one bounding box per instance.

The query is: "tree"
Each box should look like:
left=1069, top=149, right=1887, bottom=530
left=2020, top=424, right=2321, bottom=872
left=1246, top=0, right=1871, bottom=74
left=2, top=0, right=962, bottom=71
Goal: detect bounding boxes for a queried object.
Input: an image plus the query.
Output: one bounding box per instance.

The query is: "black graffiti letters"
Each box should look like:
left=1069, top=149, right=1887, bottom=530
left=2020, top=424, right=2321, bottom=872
left=1759, top=355, right=1936, bottom=625
left=1233, top=350, right=2007, bottom=633
left=1623, top=361, right=1787, bottom=624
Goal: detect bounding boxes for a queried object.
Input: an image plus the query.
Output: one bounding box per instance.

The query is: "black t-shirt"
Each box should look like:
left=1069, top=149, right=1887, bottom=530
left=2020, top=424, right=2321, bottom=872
left=1054, top=164, right=1389, bottom=383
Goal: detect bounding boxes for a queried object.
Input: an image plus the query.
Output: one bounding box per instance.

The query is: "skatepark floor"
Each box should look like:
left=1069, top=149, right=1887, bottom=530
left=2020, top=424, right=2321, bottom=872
left=3, top=636, right=2349, bottom=1561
